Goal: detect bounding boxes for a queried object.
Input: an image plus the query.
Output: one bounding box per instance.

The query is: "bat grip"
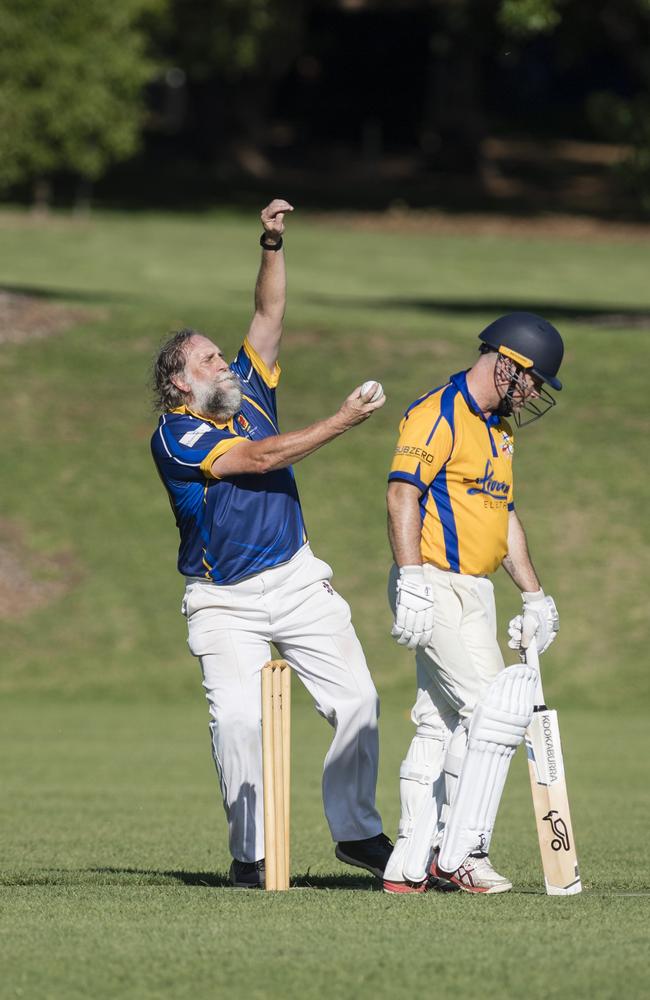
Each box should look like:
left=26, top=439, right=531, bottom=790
left=524, top=638, right=545, bottom=707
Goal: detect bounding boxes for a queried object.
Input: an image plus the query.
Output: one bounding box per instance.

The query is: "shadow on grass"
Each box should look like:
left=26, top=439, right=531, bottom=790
left=92, top=867, right=380, bottom=891
left=304, top=294, right=650, bottom=327
left=0, top=867, right=380, bottom=891
left=0, top=282, right=140, bottom=306
left=4, top=869, right=648, bottom=895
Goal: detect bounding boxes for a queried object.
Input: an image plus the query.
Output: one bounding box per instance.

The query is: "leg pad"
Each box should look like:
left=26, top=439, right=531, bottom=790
left=438, top=665, right=537, bottom=872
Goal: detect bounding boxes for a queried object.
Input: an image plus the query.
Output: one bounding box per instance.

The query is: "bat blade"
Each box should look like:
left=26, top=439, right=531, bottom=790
left=525, top=706, right=582, bottom=895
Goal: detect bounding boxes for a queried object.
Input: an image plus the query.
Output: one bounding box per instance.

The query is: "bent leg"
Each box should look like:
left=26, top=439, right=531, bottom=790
left=272, top=552, right=382, bottom=842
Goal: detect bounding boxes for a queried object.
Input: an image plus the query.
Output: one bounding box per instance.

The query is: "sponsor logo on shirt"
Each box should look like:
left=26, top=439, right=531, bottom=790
left=394, top=445, right=435, bottom=464
left=464, top=460, right=509, bottom=501
left=179, top=422, right=212, bottom=446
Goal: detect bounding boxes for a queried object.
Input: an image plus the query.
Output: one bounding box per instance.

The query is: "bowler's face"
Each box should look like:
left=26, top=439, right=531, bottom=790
left=184, top=335, right=230, bottom=383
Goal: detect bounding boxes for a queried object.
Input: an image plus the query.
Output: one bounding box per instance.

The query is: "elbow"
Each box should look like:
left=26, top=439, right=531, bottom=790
left=249, top=446, right=284, bottom=475
left=255, top=456, right=275, bottom=475
left=244, top=446, right=273, bottom=475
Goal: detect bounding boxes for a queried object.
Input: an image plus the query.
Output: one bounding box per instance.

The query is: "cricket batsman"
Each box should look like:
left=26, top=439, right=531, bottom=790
left=382, top=312, right=564, bottom=894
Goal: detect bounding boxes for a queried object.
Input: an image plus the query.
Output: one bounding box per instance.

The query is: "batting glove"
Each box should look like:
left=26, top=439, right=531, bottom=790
left=508, top=590, right=559, bottom=655
left=391, top=566, right=434, bottom=650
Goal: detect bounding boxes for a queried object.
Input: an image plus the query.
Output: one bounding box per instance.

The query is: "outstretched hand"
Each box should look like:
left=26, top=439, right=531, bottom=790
left=336, top=382, right=386, bottom=429
left=261, top=199, right=294, bottom=239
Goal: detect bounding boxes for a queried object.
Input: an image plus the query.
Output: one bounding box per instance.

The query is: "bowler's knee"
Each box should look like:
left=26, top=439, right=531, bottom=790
left=207, top=702, right=261, bottom=751
left=343, top=677, right=380, bottom=725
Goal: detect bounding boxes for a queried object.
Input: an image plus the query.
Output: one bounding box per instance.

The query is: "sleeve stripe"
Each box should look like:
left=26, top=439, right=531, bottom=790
left=243, top=339, right=281, bottom=388
left=425, top=412, right=445, bottom=447
left=388, top=471, right=428, bottom=492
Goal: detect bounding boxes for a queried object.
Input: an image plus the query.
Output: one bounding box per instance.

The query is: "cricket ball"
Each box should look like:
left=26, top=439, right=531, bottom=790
left=360, top=380, right=384, bottom=403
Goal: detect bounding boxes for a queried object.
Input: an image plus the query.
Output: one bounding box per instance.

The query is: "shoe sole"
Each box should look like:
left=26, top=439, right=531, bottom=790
left=383, top=879, right=428, bottom=895
left=455, top=882, right=512, bottom=894
left=430, top=864, right=511, bottom=895
left=335, top=846, right=383, bottom=879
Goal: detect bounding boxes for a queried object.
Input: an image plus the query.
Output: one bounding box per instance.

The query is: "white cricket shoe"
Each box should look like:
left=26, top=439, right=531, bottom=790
left=430, top=851, right=512, bottom=894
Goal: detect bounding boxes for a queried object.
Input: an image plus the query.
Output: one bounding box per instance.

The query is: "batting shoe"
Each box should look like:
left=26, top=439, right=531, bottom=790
left=429, top=851, right=512, bottom=894
left=335, top=832, right=394, bottom=879
left=426, top=850, right=461, bottom=893
left=383, top=876, right=429, bottom=895
left=229, top=858, right=265, bottom=889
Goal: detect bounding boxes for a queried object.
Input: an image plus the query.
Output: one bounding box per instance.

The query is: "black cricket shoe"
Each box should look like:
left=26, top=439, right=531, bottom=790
left=229, top=858, right=265, bottom=888
left=335, top=832, right=394, bottom=879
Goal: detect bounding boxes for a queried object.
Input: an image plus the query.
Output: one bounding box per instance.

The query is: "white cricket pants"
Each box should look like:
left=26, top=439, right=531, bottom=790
left=390, top=562, right=506, bottom=743
left=182, top=544, right=383, bottom=863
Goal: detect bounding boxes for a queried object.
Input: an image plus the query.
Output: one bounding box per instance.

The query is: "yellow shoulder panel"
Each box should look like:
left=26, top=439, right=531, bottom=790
left=201, top=436, right=244, bottom=479
left=243, top=339, right=281, bottom=388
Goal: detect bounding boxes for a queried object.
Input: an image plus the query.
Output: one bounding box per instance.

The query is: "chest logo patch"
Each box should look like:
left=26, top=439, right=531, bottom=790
left=179, top=422, right=212, bottom=446
left=237, top=413, right=252, bottom=433
left=500, top=431, right=514, bottom=456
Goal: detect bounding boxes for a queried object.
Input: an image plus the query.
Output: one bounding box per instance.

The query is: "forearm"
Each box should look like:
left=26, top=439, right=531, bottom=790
left=246, top=199, right=293, bottom=367
left=211, top=413, right=347, bottom=478
left=387, top=482, right=423, bottom=566
left=253, top=246, right=286, bottom=329
left=502, top=510, right=541, bottom=592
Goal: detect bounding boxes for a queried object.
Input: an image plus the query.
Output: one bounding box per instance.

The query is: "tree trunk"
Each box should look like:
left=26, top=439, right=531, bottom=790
left=31, top=177, right=52, bottom=216
left=74, top=177, right=93, bottom=217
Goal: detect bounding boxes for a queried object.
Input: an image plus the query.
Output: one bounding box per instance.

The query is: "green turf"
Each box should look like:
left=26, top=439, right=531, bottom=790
left=1, top=691, right=648, bottom=1000
left=0, top=207, right=648, bottom=705
left=1, top=206, right=649, bottom=998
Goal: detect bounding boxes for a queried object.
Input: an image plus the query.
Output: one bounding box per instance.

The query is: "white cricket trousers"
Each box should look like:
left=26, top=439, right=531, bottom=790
left=390, top=562, right=506, bottom=740
left=182, top=543, right=383, bottom=863
left=384, top=564, right=509, bottom=882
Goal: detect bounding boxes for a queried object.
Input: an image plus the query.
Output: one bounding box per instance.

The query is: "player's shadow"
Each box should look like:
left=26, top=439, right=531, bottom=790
left=89, top=867, right=380, bottom=890
left=303, top=293, right=650, bottom=327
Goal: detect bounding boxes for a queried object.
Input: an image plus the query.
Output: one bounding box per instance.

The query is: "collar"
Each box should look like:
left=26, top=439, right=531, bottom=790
left=449, top=370, right=501, bottom=428
left=168, top=404, right=232, bottom=430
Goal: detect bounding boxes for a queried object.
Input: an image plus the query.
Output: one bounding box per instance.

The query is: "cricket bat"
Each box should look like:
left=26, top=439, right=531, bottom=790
left=524, top=642, right=582, bottom=895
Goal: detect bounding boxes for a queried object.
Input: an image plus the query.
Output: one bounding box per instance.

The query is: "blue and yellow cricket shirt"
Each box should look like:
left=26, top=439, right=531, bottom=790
left=151, top=340, right=307, bottom=584
left=388, top=371, right=515, bottom=576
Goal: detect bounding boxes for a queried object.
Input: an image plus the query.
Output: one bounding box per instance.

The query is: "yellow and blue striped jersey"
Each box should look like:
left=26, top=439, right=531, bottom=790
left=151, top=340, right=307, bottom=584
left=388, top=371, right=515, bottom=576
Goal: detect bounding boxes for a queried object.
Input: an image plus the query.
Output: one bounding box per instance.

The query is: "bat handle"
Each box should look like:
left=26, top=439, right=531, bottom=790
left=524, top=638, right=545, bottom=707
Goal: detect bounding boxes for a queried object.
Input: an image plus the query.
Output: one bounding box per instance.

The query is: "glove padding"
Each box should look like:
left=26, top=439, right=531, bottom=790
left=508, top=590, right=559, bottom=655
left=391, top=566, right=434, bottom=650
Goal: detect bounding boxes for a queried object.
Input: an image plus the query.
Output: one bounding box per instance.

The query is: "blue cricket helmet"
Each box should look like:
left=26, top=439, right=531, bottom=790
left=478, top=312, right=564, bottom=390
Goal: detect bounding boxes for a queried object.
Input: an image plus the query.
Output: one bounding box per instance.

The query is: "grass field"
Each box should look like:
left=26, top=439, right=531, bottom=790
left=1, top=206, right=649, bottom=998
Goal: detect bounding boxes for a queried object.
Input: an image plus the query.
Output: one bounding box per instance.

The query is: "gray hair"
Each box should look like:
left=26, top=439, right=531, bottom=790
left=151, top=328, right=199, bottom=412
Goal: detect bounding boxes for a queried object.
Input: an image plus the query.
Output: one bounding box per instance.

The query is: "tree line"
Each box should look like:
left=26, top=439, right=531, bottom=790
left=1, top=0, right=649, bottom=211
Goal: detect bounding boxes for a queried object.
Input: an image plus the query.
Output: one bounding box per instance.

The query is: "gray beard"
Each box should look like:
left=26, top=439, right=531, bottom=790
left=188, top=372, right=243, bottom=421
